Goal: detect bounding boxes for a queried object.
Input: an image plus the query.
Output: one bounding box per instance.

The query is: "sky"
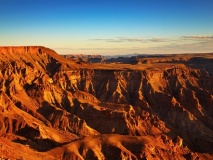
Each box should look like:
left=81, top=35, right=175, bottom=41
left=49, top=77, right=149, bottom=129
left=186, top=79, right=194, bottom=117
left=0, top=0, right=213, bottom=55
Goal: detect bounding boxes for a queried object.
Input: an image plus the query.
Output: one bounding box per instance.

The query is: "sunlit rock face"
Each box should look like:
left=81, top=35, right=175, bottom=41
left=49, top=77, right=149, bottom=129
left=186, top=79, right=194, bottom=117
left=0, top=46, right=212, bottom=159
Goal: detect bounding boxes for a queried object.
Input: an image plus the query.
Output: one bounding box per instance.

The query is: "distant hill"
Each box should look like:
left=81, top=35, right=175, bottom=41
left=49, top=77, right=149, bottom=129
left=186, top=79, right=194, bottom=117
left=62, top=54, right=106, bottom=63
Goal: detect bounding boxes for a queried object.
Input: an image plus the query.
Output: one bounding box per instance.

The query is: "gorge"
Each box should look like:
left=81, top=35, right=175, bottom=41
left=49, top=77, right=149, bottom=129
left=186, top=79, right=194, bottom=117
left=0, top=46, right=212, bottom=160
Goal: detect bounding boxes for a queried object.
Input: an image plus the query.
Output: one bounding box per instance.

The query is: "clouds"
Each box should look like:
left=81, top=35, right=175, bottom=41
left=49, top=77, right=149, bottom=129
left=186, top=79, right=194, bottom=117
left=89, top=37, right=169, bottom=43
left=181, top=36, right=213, bottom=41
left=54, top=35, right=213, bottom=54
left=90, top=35, right=213, bottom=44
left=89, top=35, right=213, bottom=51
left=144, top=35, right=213, bottom=53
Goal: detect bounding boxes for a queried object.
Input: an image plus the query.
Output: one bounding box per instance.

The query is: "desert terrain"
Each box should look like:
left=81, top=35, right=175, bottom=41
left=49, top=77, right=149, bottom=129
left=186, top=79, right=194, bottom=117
left=0, top=46, right=212, bottom=159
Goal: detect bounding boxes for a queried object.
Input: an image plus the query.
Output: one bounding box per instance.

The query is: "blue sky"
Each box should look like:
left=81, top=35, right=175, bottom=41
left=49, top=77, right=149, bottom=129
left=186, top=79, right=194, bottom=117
left=0, top=0, right=213, bottom=55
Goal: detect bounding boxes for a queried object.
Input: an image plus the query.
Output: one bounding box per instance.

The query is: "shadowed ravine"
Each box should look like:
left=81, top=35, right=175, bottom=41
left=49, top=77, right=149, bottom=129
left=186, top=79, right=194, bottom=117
left=0, top=46, right=212, bottom=159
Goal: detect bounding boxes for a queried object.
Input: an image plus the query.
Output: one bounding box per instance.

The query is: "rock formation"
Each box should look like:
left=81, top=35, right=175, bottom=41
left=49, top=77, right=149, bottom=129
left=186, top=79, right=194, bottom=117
left=0, top=46, right=212, bottom=159
left=62, top=54, right=106, bottom=63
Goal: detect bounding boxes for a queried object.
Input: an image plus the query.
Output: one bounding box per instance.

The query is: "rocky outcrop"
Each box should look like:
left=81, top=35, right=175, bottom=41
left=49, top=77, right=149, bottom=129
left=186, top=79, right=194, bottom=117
left=62, top=54, right=106, bottom=63
left=0, top=46, right=212, bottom=159
left=49, top=134, right=192, bottom=160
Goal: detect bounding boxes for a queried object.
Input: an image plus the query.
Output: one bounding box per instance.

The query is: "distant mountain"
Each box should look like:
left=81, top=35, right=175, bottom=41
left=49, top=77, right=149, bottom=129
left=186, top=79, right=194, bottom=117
left=62, top=54, right=106, bottom=63
left=104, top=53, right=141, bottom=58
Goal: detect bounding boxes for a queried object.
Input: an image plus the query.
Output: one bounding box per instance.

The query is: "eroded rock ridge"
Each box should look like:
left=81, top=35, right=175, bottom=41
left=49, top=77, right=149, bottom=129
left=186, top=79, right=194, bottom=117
left=0, top=46, right=212, bottom=159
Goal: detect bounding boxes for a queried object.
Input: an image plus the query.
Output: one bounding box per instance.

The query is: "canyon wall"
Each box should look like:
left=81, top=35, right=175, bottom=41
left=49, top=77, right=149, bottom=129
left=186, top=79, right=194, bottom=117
left=0, top=46, right=212, bottom=159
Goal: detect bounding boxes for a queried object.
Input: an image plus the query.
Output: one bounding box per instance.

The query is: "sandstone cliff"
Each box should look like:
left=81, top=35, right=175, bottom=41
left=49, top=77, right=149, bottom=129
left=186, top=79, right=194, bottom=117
left=0, top=46, right=212, bottom=159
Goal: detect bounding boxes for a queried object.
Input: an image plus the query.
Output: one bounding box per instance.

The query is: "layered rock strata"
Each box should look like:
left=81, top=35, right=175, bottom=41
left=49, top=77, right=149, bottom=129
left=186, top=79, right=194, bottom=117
left=0, top=46, right=212, bottom=159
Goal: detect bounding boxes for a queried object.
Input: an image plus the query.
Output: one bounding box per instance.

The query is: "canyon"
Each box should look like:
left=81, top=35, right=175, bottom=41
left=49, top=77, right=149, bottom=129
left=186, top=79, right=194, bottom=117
left=0, top=46, right=212, bottom=160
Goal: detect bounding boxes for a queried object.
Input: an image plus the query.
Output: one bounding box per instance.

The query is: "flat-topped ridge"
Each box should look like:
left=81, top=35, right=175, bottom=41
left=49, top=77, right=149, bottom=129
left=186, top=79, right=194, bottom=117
left=0, top=46, right=55, bottom=55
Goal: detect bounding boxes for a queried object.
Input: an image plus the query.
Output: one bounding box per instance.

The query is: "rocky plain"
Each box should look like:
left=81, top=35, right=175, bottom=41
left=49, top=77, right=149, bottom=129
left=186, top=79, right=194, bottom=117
left=0, top=46, right=212, bottom=160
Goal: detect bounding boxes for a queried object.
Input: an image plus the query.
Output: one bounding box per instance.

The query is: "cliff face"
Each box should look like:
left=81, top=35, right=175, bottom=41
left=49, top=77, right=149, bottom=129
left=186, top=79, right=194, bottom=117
left=54, top=65, right=213, bottom=152
left=0, top=46, right=212, bottom=159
